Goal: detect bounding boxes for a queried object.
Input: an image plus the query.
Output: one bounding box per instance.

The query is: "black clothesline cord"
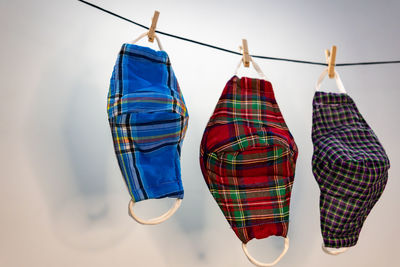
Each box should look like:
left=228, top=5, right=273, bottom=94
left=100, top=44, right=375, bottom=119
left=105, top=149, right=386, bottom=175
left=77, top=0, right=400, bottom=67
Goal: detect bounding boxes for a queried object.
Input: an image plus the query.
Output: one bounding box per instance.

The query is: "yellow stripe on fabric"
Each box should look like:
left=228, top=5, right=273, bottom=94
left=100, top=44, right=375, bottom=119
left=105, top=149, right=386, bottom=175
left=130, top=130, right=181, bottom=141
left=209, top=111, right=285, bottom=123
left=222, top=200, right=290, bottom=207
left=231, top=145, right=246, bottom=240
left=257, top=79, right=262, bottom=126
left=114, top=123, right=135, bottom=201
left=210, top=185, right=291, bottom=194
left=212, top=135, right=290, bottom=154
left=120, top=99, right=172, bottom=104
left=175, top=99, right=186, bottom=113
left=217, top=153, right=291, bottom=164
left=224, top=212, right=289, bottom=222
left=274, top=145, right=285, bottom=217
left=107, top=88, right=112, bottom=111
left=217, top=99, right=280, bottom=108
left=114, top=131, right=180, bottom=143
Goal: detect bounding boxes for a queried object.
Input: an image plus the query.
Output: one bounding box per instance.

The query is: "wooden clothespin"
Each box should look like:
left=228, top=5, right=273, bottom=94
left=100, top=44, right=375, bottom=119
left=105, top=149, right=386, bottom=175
left=148, top=11, right=160, bottom=43
left=242, top=39, right=250, bottom=68
left=325, top=45, right=337, bottom=78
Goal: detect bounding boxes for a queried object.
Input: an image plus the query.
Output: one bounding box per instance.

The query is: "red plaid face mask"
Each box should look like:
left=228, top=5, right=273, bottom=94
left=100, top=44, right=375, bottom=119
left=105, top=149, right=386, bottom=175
left=200, top=70, right=298, bottom=266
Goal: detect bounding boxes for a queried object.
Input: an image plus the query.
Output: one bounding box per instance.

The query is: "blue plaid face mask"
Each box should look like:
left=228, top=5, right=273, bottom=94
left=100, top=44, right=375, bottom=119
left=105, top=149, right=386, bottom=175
left=107, top=38, right=188, bottom=225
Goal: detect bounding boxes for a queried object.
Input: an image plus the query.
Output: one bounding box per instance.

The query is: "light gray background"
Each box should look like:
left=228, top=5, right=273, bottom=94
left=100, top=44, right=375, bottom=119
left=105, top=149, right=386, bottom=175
left=0, top=0, right=399, bottom=266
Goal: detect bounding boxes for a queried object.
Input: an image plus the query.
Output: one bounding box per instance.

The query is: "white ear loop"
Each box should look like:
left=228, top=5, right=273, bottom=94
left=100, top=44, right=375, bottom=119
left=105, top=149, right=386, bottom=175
left=128, top=198, right=182, bottom=225
left=234, top=56, right=268, bottom=80
left=130, top=31, right=164, bottom=51
left=321, top=244, right=349, bottom=255
left=242, top=237, right=289, bottom=267
left=315, top=68, right=346, bottom=93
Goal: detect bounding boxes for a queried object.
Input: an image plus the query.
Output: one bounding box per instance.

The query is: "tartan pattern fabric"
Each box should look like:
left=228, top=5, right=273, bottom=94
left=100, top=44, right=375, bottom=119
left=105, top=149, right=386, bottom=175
left=200, top=76, right=298, bottom=243
left=312, top=91, right=390, bottom=248
left=107, top=43, right=188, bottom=202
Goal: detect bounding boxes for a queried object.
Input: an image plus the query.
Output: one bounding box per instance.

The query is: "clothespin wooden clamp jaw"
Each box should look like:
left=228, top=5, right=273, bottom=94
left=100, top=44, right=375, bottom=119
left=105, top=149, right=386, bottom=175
left=240, top=39, right=250, bottom=68
left=325, top=45, right=337, bottom=78
left=148, top=11, right=160, bottom=43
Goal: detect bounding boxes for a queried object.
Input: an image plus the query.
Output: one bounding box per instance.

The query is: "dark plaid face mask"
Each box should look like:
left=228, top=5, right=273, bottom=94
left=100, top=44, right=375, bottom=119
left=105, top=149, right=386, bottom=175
left=200, top=74, right=298, bottom=266
left=312, top=69, right=390, bottom=254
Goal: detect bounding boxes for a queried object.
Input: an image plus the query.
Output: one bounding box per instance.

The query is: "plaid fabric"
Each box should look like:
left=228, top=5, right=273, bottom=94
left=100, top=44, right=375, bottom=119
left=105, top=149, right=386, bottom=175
left=107, top=43, right=188, bottom=202
left=200, top=76, right=298, bottom=243
left=312, top=91, right=390, bottom=248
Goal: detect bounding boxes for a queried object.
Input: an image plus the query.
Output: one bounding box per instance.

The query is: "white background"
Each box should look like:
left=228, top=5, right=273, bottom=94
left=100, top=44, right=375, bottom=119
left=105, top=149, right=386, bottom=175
left=0, top=0, right=399, bottom=266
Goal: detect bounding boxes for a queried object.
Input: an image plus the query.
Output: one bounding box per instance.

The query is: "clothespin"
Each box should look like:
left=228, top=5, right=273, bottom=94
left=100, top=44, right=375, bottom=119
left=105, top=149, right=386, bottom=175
left=241, top=39, right=250, bottom=68
left=148, top=11, right=160, bottom=43
left=325, top=45, right=337, bottom=78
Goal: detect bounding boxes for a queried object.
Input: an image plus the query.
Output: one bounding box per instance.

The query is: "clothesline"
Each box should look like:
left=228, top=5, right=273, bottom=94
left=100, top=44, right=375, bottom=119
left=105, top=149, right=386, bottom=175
left=77, top=0, right=400, bottom=67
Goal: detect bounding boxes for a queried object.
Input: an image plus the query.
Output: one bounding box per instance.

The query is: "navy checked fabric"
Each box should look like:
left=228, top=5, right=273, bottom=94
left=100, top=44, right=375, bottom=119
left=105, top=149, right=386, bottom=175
left=312, top=91, right=390, bottom=248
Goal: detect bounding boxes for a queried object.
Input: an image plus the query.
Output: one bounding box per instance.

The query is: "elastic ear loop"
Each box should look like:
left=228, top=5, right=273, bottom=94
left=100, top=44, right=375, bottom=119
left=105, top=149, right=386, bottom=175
left=130, top=31, right=164, bottom=51
left=321, top=244, right=349, bottom=255
left=234, top=56, right=268, bottom=80
left=128, top=198, right=182, bottom=225
left=315, top=68, right=346, bottom=93
left=242, top=237, right=290, bottom=267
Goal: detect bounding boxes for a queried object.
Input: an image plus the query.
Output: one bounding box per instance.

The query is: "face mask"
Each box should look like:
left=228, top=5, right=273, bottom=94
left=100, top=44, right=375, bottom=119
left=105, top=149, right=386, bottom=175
left=200, top=59, right=298, bottom=266
left=312, top=69, right=390, bottom=254
left=107, top=37, right=188, bottom=225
